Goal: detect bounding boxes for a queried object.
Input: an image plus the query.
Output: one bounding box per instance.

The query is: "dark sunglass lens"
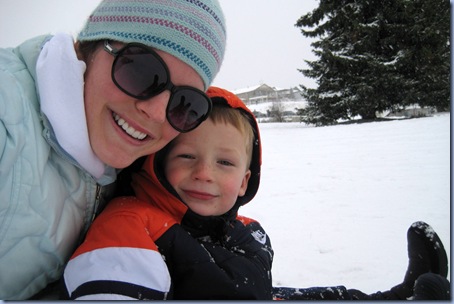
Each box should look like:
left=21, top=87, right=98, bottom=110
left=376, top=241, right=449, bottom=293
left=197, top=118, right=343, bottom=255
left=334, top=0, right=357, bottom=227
left=167, top=89, right=211, bottom=132
left=113, top=46, right=169, bottom=99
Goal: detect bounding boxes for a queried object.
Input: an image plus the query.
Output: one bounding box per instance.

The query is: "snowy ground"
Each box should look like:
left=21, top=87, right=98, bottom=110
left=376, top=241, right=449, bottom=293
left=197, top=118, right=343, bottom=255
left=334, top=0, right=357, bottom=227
left=239, top=112, right=450, bottom=294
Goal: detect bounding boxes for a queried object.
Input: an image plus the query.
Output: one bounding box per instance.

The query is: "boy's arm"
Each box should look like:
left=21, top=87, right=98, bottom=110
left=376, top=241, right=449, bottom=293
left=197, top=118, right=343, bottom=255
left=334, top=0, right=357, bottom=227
left=62, top=198, right=173, bottom=300
left=272, top=221, right=450, bottom=300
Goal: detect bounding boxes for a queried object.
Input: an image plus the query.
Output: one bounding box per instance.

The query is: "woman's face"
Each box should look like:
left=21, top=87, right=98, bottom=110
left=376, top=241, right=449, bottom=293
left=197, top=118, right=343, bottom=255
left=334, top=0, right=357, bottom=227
left=82, top=42, right=205, bottom=169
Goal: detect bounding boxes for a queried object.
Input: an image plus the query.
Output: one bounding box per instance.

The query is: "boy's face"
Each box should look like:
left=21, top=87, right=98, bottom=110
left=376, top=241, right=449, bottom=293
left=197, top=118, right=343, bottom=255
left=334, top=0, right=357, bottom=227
left=164, top=119, right=251, bottom=216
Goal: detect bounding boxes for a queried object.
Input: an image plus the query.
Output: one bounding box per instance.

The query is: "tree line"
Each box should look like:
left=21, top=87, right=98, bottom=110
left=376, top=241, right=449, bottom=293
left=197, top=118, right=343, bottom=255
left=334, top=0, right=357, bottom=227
left=295, top=0, right=450, bottom=125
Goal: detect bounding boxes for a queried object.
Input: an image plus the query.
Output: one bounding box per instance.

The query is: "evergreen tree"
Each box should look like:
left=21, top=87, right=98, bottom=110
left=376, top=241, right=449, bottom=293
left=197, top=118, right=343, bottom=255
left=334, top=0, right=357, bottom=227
left=296, top=0, right=450, bottom=125
left=396, top=0, right=451, bottom=111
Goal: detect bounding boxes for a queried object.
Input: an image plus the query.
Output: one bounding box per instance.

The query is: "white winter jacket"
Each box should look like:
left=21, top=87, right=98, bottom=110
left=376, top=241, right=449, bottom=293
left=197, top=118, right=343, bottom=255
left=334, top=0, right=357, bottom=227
left=0, top=35, right=116, bottom=300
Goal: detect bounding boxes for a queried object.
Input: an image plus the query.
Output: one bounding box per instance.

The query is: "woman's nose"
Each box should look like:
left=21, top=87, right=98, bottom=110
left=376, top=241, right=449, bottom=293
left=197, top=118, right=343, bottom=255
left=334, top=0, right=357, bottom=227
left=136, top=91, right=170, bottom=123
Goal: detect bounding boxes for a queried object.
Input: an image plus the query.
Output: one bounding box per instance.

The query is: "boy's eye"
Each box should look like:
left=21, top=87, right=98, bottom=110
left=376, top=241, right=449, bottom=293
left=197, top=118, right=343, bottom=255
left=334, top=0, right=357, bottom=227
left=218, top=160, right=234, bottom=166
left=177, top=154, right=194, bottom=159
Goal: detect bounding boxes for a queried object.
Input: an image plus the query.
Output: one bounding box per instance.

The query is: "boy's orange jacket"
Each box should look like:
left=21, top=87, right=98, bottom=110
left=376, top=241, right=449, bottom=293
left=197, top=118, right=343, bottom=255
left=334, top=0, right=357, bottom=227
left=62, top=87, right=273, bottom=300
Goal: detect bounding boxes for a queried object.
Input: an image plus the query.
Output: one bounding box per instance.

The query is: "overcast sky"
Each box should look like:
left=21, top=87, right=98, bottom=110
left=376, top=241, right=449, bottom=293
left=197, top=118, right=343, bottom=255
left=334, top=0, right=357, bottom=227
left=0, top=0, right=319, bottom=91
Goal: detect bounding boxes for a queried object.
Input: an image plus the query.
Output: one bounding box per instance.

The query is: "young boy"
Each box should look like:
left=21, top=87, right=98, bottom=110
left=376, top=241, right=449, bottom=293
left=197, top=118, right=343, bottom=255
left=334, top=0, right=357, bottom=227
left=62, top=87, right=449, bottom=300
left=62, top=86, right=273, bottom=300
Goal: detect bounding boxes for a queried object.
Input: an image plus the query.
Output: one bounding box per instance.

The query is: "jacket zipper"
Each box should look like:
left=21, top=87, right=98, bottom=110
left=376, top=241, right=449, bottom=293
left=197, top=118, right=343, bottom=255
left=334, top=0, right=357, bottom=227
left=91, top=184, right=102, bottom=223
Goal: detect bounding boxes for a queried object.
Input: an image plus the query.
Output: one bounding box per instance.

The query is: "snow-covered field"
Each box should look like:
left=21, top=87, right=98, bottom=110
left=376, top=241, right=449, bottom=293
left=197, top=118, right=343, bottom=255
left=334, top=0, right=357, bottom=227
left=239, top=111, right=450, bottom=294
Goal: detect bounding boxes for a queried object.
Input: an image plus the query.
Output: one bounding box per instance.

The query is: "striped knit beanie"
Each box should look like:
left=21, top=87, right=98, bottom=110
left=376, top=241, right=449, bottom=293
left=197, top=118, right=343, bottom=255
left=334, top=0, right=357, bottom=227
left=78, top=0, right=226, bottom=89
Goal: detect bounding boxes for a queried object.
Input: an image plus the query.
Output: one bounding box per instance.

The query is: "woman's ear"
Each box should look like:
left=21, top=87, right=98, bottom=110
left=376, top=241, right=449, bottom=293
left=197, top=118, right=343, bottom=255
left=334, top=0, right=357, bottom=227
left=74, top=41, right=83, bottom=61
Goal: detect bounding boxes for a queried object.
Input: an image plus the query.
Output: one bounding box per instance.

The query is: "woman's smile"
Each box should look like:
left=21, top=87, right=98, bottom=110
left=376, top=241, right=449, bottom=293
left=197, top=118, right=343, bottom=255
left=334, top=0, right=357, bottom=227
left=113, top=112, right=148, bottom=140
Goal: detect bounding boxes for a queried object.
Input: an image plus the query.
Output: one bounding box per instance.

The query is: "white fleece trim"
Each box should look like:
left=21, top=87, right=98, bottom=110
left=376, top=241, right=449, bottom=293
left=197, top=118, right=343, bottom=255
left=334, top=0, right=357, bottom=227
left=36, top=33, right=105, bottom=179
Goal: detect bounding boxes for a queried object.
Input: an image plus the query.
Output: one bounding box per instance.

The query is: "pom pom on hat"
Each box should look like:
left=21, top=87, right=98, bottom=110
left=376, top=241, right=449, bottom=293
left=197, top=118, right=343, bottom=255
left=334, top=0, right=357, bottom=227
left=78, top=0, right=226, bottom=89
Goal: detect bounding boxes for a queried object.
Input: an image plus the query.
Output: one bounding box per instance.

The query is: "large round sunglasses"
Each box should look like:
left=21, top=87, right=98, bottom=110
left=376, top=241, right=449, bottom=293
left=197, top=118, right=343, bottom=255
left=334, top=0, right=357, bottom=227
left=104, top=40, right=212, bottom=133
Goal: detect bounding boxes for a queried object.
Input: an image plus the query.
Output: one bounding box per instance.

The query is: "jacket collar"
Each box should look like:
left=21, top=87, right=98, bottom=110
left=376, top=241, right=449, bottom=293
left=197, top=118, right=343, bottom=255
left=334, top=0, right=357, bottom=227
left=36, top=33, right=108, bottom=180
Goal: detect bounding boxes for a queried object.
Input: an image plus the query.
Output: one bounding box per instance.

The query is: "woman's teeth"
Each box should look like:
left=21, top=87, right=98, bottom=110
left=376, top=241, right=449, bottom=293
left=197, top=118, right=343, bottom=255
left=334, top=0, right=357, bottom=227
left=113, top=113, right=147, bottom=140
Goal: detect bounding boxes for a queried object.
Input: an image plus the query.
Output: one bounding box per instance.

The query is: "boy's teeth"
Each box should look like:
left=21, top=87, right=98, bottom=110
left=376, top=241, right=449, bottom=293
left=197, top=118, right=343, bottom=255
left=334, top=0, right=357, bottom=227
left=114, top=113, right=147, bottom=140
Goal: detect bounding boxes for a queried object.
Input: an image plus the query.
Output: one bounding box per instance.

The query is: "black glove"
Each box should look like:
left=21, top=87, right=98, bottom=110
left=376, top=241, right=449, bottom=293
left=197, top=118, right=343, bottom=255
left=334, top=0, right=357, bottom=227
left=413, top=272, right=450, bottom=300
left=364, top=221, right=449, bottom=300
left=404, top=221, right=448, bottom=282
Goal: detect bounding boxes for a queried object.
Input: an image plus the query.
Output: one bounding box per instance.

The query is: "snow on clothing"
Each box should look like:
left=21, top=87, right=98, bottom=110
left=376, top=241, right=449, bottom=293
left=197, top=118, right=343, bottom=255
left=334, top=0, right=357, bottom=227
left=63, top=87, right=274, bottom=300
left=0, top=34, right=116, bottom=300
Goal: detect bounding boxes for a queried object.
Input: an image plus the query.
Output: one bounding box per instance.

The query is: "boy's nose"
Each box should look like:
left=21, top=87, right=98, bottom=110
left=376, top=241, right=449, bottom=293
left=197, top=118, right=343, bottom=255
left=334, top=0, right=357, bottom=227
left=192, top=161, right=213, bottom=182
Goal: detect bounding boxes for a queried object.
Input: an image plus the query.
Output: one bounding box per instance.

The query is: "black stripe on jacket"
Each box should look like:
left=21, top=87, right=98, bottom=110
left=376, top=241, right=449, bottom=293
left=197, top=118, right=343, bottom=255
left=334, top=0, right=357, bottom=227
left=70, top=280, right=167, bottom=300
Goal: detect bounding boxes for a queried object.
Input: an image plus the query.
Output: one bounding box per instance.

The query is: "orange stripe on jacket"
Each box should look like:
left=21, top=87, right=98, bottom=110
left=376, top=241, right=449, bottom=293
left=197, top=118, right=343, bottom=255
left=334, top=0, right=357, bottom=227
left=70, top=197, right=178, bottom=259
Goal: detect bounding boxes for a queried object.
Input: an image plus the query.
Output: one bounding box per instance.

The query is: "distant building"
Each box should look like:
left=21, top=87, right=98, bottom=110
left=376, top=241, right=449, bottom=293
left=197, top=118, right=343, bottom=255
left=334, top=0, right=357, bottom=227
left=233, top=84, right=303, bottom=105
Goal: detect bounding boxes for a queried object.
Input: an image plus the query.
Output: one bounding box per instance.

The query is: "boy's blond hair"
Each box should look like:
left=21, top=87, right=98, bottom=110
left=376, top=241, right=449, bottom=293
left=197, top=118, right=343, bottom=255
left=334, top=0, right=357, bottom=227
left=209, top=105, right=255, bottom=168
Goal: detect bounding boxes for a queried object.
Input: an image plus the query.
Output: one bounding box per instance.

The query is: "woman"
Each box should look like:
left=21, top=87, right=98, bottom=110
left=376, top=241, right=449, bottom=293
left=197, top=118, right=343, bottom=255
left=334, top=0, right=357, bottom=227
left=0, top=0, right=226, bottom=299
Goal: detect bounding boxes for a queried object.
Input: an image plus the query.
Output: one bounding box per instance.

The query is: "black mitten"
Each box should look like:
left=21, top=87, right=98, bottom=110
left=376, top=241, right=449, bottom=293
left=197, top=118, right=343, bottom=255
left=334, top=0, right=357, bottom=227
left=365, top=221, right=449, bottom=300
left=413, top=273, right=450, bottom=300
left=404, top=221, right=448, bottom=286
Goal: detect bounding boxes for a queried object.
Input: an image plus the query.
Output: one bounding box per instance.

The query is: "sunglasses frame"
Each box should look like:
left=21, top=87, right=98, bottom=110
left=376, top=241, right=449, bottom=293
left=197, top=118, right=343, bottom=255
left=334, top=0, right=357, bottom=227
left=103, top=40, right=212, bottom=133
